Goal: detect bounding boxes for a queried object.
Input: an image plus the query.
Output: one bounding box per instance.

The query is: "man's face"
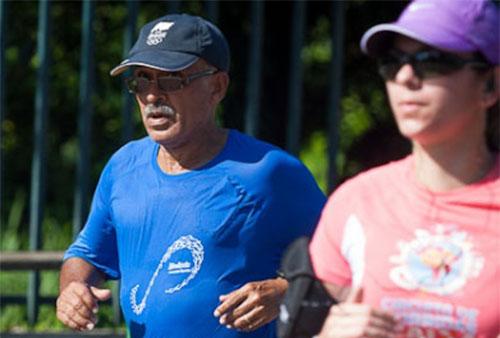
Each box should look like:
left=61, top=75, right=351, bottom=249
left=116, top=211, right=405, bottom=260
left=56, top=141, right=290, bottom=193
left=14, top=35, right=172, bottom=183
left=132, top=61, right=222, bottom=149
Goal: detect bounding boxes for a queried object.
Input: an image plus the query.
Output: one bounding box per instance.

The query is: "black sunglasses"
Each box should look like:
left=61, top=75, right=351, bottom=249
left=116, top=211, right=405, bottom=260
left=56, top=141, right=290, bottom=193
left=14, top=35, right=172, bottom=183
left=377, top=49, right=491, bottom=81
left=125, top=68, right=218, bottom=94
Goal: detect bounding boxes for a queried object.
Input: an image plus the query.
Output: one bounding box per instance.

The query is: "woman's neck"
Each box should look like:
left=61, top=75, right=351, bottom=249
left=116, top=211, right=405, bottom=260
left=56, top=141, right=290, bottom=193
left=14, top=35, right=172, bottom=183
left=413, top=138, right=493, bottom=192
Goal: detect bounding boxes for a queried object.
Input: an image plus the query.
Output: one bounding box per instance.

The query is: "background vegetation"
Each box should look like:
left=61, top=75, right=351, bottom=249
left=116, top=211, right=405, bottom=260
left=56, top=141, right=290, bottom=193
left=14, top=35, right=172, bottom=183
left=1, top=0, right=412, bottom=332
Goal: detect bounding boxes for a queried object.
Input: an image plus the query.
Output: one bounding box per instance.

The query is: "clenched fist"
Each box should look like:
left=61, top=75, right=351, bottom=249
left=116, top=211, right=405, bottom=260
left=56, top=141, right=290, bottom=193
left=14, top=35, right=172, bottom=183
left=56, top=281, right=111, bottom=331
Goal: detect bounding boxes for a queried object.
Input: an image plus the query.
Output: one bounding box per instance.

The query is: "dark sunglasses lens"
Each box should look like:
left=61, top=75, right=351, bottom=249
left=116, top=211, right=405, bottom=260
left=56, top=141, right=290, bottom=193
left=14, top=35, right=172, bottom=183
left=418, top=63, right=460, bottom=78
left=415, top=53, right=463, bottom=78
left=125, top=78, right=137, bottom=93
left=136, top=77, right=151, bottom=93
left=126, top=77, right=150, bottom=94
left=157, top=77, right=183, bottom=92
left=378, top=51, right=467, bottom=80
left=378, top=56, right=401, bottom=80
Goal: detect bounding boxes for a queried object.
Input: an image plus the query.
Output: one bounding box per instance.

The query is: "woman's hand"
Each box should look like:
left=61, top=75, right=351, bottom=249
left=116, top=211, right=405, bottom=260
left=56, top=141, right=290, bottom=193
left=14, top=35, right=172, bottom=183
left=317, top=288, right=399, bottom=338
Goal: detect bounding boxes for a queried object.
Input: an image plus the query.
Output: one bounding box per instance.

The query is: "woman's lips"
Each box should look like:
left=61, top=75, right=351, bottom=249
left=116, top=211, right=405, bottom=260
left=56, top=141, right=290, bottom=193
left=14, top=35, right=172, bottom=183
left=397, top=101, right=425, bottom=114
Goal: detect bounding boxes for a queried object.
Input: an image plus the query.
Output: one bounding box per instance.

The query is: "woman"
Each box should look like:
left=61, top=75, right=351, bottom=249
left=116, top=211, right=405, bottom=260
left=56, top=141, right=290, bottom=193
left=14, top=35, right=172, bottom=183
left=310, top=0, right=499, bottom=337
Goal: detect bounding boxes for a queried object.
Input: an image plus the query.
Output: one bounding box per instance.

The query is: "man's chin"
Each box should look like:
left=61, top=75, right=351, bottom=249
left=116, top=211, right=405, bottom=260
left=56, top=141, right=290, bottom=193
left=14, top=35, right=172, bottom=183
left=147, top=128, right=181, bottom=145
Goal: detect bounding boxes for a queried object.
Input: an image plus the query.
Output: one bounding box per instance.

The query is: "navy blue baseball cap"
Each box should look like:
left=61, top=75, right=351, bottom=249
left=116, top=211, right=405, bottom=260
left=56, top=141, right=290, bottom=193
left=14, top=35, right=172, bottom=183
left=110, top=13, right=230, bottom=76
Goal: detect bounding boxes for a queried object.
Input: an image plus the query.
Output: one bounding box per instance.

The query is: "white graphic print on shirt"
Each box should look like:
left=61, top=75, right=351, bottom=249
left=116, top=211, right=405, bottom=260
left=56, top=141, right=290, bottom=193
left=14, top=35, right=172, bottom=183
left=130, top=235, right=204, bottom=315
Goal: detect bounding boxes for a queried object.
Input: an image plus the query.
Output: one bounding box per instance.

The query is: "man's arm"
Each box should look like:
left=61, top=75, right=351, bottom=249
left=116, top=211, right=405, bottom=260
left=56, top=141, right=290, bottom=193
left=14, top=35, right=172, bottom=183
left=56, top=257, right=111, bottom=331
left=59, top=257, right=105, bottom=292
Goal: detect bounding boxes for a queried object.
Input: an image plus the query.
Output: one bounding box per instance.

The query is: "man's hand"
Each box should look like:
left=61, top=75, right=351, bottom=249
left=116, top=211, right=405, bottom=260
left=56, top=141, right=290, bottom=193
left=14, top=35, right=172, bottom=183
left=56, top=281, right=111, bottom=331
left=213, top=277, right=288, bottom=332
left=317, top=287, right=399, bottom=338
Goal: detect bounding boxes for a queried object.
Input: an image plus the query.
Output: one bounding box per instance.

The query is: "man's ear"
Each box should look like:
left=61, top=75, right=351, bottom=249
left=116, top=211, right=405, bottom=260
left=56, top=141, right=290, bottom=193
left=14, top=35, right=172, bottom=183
left=211, top=72, right=229, bottom=104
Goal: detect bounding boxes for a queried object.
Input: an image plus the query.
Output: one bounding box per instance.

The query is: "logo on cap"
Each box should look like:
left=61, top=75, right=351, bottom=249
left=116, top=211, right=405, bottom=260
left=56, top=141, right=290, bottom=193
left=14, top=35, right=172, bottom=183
left=408, top=3, right=435, bottom=12
left=147, top=21, right=174, bottom=46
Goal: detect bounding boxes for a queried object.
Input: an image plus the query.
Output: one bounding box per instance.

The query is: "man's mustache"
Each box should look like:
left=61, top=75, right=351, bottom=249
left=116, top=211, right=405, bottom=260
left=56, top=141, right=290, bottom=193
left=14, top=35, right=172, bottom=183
left=144, top=104, right=175, bottom=118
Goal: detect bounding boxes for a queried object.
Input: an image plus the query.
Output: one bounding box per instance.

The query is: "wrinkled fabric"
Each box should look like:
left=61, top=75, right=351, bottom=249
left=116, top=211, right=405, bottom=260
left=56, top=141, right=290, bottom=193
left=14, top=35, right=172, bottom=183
left=65, top=129, right=326, bottom=338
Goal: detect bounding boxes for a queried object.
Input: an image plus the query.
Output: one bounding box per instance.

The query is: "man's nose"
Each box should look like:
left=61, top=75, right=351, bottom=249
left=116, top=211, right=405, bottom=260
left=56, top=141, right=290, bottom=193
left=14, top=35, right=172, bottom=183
left=145, top=81, right=167, bottom=104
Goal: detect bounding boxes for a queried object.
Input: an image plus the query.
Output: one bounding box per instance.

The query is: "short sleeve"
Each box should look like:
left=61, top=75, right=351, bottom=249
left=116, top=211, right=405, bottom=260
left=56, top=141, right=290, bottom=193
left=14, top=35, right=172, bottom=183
left=266, top=156, right=326, bottom=248
left=64, top=161, right=120, bottom=280
left=309, top=183, right=354, bottom=287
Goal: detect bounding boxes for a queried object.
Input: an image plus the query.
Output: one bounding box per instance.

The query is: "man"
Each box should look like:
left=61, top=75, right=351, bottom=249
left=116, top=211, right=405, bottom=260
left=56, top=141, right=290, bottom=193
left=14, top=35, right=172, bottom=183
left=56, top=13, right=325, bottom=338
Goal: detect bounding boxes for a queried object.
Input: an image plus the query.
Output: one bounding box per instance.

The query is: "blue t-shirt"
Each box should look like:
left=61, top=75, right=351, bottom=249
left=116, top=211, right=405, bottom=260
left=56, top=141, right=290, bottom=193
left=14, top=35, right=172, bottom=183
left=65, top=129, right=326, bottom=338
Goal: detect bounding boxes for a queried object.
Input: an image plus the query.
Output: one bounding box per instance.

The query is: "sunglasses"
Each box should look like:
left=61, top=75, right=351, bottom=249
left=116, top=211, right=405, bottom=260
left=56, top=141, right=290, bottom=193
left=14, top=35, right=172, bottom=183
left=377, top=49, right=490, bottom=81
left=125, top=68, right=218, bottom=94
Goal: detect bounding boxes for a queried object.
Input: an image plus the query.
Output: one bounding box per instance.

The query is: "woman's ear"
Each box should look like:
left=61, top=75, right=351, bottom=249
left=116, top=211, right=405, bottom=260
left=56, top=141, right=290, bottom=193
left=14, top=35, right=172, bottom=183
left=494, top=66, right=500, bottom=96
left=484, top=75, right=495, bottom=93
left=482, top=66, right=499, bottom=110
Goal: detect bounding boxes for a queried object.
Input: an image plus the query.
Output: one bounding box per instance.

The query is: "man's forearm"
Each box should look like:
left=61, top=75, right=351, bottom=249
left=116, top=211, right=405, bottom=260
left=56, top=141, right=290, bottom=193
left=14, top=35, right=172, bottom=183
left=59, top=257, right=105, bottom=292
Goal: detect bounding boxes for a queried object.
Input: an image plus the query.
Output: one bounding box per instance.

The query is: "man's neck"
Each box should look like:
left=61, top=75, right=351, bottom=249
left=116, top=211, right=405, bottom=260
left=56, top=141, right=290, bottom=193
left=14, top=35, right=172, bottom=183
left=157, top=128, right=228, bottom=174
left=413, top=137, right=494, bottom=192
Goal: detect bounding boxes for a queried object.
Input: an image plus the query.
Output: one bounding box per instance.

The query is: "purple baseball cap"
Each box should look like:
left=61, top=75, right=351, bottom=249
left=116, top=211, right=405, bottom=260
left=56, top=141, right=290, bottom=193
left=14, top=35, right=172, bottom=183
left=360, top=0, right=499, bottom=65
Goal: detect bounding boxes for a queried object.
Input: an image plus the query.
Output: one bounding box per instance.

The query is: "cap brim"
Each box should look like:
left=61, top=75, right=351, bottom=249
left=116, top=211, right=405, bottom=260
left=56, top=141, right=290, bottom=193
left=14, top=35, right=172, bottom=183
left=110, top=50, right=199, bottom=76
left=360, top=23, right=430, bottom=56
left=361, top=23, right=477, bottom=57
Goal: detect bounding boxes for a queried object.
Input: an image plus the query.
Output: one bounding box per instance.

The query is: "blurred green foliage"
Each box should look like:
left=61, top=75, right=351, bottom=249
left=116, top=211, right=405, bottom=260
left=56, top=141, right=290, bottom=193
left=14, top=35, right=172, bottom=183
left=1, top=0, right=411, bottom=331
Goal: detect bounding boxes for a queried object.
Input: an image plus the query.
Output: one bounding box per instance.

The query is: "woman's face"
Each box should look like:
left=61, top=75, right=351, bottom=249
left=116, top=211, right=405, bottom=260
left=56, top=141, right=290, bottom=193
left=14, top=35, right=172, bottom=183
left=385, top=36, right=494, bottom=147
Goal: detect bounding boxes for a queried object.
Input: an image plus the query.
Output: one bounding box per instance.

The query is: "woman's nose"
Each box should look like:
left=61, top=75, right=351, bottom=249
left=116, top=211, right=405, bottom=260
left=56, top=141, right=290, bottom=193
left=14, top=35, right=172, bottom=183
left=394, top=63, right=421, bottom=88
